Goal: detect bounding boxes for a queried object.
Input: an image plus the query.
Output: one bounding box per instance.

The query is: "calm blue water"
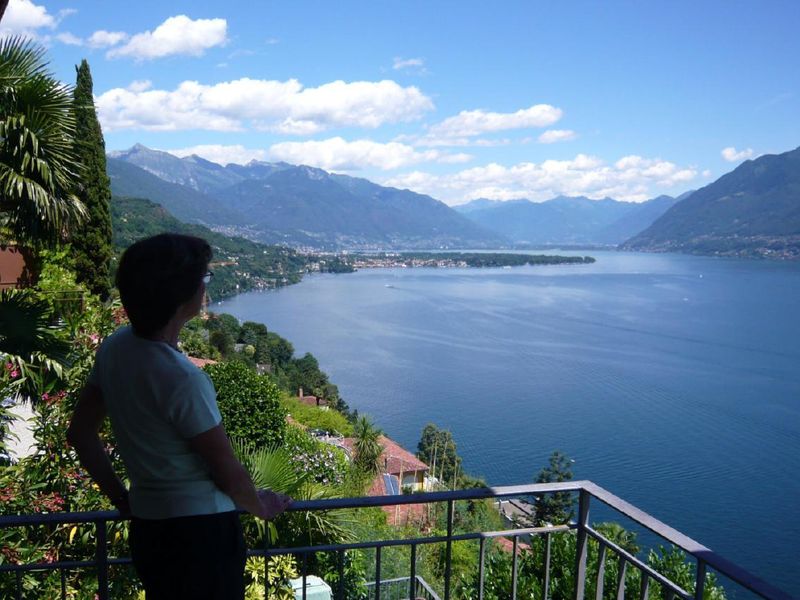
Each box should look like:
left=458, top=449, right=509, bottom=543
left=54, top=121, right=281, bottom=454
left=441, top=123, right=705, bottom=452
left=218, top=251, right=800, bottom=596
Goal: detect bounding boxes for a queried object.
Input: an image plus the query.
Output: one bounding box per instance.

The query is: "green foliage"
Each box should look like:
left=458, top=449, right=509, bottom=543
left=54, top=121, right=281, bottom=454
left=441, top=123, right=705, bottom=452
left=110, top=195, right=308, bottom=301
left=647, top=546, right=726, bottom=600
left=204, top=361, right=287, bottom=449
left=233, top=436, right=352, bottom=553
left=417, top=423, right=462, bottom=488
left=316, top=550, right=368, bottom=600
left=244, top=555, right=297, bottom=600
left=209, top=328, right=235, bottom=357
left=0, top=290, right=137, bottom=598
left=531, top=450, right=575, bottom=526
left=70, top=60, right=112, bottom=299
left=0, top=288, right=71, bottom=403
left=352, top=415, right=383, bottom=476
left=282, top=395, right=353, bottom=436
left=178, top=317, right=220, bottom=360
left=284, top=426, right=349, bottom=486
left=266, top=332, right=293, bottom=368
left=0, top=37, right=85, bottom=246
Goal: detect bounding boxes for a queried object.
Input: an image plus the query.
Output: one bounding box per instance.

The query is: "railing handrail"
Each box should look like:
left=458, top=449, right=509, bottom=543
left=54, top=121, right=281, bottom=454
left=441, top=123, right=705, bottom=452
left=0, top=480, right=792, bottom=600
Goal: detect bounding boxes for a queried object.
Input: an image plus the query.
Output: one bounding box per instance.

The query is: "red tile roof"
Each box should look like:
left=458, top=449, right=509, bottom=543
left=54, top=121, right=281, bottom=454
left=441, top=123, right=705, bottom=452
left=187, top=356, right=217, bottom=368
left=339, top=436, right=429, bottom=475
left=494, top=537, right=531, bottom=555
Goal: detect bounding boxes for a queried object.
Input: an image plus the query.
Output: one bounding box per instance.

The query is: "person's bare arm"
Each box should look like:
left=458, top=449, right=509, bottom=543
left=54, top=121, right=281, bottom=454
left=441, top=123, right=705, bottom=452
left=189, top=424, right=291, bottom=520
left=66, top=384, right=129, bottom=512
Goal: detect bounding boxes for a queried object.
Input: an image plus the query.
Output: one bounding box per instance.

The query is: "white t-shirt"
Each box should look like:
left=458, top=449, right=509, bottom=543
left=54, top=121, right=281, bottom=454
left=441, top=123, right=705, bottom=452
left=88, top=326, right=235, bottom=519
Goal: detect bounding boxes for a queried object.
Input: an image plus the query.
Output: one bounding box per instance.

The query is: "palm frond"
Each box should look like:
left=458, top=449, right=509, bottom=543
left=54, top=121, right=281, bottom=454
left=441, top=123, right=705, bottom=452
left=0, top=36, right=84, bottom=245
left=0, top=289, right=70, bottom=364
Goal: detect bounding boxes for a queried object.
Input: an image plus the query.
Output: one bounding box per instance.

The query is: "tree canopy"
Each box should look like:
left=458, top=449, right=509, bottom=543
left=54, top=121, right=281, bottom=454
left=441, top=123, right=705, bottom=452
left=70, top=60, right=112, bottom=299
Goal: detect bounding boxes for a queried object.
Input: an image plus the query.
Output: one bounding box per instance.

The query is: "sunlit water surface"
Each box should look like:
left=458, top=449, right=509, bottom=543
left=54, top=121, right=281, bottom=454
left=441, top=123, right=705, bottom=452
left=218, top=251, right=800, bottom=596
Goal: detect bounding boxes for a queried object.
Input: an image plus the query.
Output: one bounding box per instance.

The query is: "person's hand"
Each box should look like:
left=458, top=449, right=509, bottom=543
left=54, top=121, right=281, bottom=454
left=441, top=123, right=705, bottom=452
left=257, top=489, right=292, bottom=520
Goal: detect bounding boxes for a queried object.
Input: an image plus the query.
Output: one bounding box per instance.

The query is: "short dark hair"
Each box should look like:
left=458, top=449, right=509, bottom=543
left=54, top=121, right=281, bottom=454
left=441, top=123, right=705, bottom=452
left=116, top=233, right=212, bottom=336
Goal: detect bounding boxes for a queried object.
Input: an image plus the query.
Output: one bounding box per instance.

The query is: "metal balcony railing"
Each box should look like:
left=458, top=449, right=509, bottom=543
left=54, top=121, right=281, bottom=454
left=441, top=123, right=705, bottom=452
left=0, top=481, right=792, bottom=600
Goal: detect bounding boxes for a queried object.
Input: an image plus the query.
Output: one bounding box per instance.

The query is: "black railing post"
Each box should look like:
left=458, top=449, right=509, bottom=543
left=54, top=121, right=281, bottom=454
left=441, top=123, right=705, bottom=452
left=263, top=525, right=270, bottom=599
left=374, top=546, right=381, bottom=600
left=616, top=558, right=627, bottom=600
left=694, top=560, right=707, bottom=600
left=595, top=542, right=607, bottom=600
left=511, top=536, right=519, bottom=599
left=410, top=543, right=417, bottom=600
left=543, top=531, right=552, bottom=600
left=573, top=490, right=590, bottom=600
left=478, top=536, right=486, bottom=600
left=444, top=499, right=454, bottom=600
left=95, top=519, right=109, bottom=600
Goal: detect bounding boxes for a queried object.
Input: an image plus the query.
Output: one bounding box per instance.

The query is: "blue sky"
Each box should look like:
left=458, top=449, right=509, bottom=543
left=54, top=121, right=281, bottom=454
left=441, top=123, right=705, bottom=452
left=2, top=0, right=799, bottom=204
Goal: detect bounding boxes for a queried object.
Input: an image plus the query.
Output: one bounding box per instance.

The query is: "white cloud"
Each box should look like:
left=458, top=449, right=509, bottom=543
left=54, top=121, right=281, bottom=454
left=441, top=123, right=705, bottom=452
left=265, top=37, right=279, bottom=45
left=538, top=129, right=577, bottom=144
left=0, top=0, right=56, bottom=37
left=426, top=104, right=562, bottom=142
left=96, top=78, right=434, bottom=133
left=55, top=32, right=82, bottom=46
left=381, top=154, right=700, bottom=205
left=166, top=144, right=269, bottom=165
left=268, top=137, right=472, bottom=171
left=721, top=146, right=754, bottom=162
left=393, top=57, right=425, bottom=70
left=107, top=15, right=227, bottom=61
left=88, top=30, right=128, bottom=48
left=127, top=80, right=152, bottom=93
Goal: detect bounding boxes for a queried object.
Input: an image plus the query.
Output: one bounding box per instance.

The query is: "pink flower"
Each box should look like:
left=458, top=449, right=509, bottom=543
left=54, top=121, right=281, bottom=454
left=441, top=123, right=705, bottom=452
left=9, top=370, right=18, bottom=379
left=41, top=393, right=50, bottom=402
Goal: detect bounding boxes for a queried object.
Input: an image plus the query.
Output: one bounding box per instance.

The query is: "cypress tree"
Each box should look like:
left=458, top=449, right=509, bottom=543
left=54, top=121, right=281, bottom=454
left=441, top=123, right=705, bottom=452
left=71, top=59, right=113, bottom=299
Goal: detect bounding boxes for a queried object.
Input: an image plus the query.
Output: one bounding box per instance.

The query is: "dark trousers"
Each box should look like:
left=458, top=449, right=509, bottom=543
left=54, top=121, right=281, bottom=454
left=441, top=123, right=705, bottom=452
left=130, top=511, right=246, bottom=600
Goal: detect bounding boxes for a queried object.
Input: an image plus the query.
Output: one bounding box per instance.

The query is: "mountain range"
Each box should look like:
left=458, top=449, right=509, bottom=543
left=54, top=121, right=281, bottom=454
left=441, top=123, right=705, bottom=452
left=108, top=145, right=503, bottom=249
left=624, top=146, right=800, bottom=258
left=107, top=143, right=800, bottom=258
left=454, top=194, right=685, bottom=246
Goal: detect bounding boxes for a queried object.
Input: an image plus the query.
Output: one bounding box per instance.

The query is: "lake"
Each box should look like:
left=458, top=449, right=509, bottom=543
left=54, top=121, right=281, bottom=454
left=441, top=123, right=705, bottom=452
left=218, top=250, right=800, bottom=596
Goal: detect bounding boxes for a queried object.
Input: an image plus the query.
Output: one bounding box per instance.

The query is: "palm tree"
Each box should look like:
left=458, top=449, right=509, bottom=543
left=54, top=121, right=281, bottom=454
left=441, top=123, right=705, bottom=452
left=233, top=441, right=353, bottom=547
left=0, top=288, right=70, bottom=401
left=0, top=36, right=85, bottom=247
left=352, top=415, right=383, bottom=476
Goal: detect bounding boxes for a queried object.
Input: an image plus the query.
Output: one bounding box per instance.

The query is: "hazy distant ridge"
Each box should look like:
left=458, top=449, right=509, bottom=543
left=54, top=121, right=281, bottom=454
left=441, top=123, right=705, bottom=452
left=455, top=195, right=680, bottom=245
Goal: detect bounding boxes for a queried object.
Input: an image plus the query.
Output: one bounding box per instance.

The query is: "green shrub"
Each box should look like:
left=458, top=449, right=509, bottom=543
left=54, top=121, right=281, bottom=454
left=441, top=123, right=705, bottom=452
left=281, top=396, right=353, bottom=436
left=284, top=426, right=349, bottom=486
left=204, top=361, right=287, bottom=449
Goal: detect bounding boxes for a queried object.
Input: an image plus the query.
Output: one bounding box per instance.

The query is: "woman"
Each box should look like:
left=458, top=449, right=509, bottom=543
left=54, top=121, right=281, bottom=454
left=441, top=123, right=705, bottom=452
left=67, top=233, right=291, bottom=599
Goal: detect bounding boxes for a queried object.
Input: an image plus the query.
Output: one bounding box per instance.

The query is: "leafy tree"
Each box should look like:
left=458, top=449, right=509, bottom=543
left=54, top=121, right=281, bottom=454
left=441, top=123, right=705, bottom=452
left=204, top=361, right=286, bottom=449
left=352, top=415, right=383, bottom=476
left=531, top=450, right=575, bottom=526
left=266, top=332, right=293, bottom=368
left=0, top=37, right=85, bottom=247
left=70, top=60, right=112, bottom=298
left=416, top=423, right=462, bottom=488
left=207, top=312, right=241, bottom=341
left=239, top=320, right=268, bottom=345
left=209, top=328, right=235, bottom=357
left=178, top=317, right=220, bottom=360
